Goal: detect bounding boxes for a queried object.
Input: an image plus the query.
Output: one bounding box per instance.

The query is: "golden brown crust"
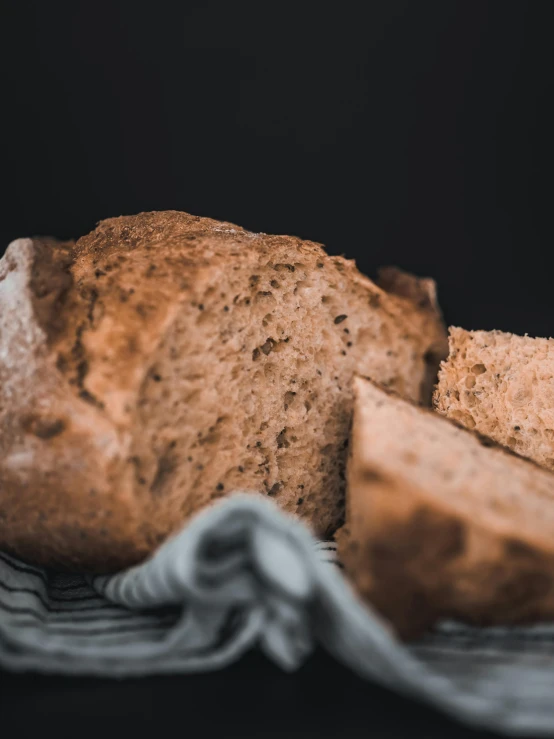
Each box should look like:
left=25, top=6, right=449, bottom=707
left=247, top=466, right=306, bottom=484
left=27, top=237, right=75, bottom=341
left=374, top=267, right=446, bottom=403
left=0, top=240, right=142, bottom=570
left=377, top=266, right=440, bottom=314
left=0, top=212, right=447, bottom=571
left=343, top=470, right=554, bottom=639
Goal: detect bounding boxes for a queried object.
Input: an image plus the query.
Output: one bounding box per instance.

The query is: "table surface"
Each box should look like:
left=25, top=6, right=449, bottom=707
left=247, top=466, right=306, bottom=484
left=0, top=648, right=517, bottom=738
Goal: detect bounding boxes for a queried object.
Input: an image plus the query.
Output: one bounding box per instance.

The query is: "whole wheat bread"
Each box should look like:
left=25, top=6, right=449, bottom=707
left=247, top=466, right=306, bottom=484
left=340, top=376, right=554, bottom=639
left=434, top=327, right=554, bottom=470
left=0, top=211, right=446, bottom=571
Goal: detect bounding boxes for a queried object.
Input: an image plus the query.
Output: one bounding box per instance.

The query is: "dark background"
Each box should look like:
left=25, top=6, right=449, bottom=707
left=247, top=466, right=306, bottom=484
left=1, top=1, right=552, bottom=736
left=2, top=1, right=554, bottom=338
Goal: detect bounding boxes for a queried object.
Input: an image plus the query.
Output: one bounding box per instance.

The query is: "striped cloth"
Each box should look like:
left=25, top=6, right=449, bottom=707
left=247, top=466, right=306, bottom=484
left=2, top=494, right=554, bottom=736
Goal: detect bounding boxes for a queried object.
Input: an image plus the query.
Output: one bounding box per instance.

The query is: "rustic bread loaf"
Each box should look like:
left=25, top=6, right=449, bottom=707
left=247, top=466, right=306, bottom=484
left=340, top=376, right=554, bottom=639
left=0, top=211, right=446, bottom=572
left=434, top=327, right=554, bottom=470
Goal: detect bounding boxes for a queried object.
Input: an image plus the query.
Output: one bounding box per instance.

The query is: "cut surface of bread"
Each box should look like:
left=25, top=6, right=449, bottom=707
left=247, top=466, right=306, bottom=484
left=0, top=211, right=446, bottom=571
left=434, top=327, right=554, bottom=470
left=340, top=376, right=554, bottom=639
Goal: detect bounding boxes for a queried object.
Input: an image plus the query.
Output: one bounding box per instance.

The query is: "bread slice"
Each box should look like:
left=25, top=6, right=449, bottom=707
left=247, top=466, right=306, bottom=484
left=434, top=327, right=554, bottom=470
left=0, top=211, right=446, bottom=572
left=340, top=376, right=554, bottom=639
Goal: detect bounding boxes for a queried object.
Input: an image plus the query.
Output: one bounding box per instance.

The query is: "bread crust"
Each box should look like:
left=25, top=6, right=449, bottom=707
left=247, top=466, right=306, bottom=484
left=341, top=377, right=554, bottom=639
left=0, top=212, right=447, bottom=571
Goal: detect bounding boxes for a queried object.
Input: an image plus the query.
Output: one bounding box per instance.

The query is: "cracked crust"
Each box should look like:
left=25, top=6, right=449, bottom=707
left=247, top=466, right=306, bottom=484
left=0, top=211, right=447, bottom=572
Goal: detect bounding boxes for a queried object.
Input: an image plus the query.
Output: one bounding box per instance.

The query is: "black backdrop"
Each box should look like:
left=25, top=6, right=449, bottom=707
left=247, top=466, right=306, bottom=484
left=2, top=1, right=554, bottom=338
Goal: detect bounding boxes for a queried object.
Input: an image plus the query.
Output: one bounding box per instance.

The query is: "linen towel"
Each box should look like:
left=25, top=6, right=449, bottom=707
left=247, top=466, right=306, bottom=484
left=2, top=493, right=554, bottom=736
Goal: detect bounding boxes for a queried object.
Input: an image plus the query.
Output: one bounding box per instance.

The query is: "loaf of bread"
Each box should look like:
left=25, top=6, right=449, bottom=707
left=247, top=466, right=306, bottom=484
left=340, top=376, right=554, bottom=639
left=434, top=327, right=554, bottom=470
left=0, top=211, right=447, bottom=571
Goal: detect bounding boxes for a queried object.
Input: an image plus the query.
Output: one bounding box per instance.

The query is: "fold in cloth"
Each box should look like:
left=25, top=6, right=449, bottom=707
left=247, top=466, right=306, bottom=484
left=2, top=493, right=554, bottom=736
